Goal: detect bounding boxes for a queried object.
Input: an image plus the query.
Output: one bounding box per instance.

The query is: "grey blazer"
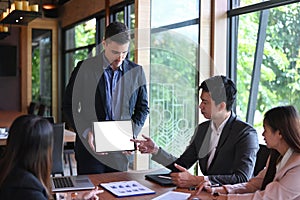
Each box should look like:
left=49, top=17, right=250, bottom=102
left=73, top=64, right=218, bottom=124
left=62, top=52, right=149, bottom=173
left=152, top=112, right=259, bottom=185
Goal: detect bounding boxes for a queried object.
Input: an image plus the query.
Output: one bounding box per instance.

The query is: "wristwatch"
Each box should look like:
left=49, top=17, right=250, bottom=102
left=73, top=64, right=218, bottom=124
left=212, top=191, right=220, bottom=200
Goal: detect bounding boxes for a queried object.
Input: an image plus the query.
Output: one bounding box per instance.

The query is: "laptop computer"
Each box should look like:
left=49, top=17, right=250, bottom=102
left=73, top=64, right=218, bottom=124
left=51, top=175, right=95, bottom=192
left=93, top=120, right=136, bottom=153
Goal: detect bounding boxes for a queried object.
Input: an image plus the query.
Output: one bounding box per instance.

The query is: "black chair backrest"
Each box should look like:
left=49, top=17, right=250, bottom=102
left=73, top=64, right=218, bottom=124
left=44, top=116, right=55, bottom=124
left=37, top=104, right=47, bottom=116
left=253, top=144, right=271, bottom=176
left=28, top=102, right=37, bottom=114
left=51, top=123, right=65, bottom=176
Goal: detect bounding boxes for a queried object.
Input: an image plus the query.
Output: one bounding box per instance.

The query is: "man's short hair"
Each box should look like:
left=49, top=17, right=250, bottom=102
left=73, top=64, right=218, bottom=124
left=104, top=21, right=130, bottom=44
left=199, top=75, right=237, bottom=111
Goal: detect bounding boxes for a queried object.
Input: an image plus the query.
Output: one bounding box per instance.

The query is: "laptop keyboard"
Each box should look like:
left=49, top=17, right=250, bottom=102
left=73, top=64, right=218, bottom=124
left=53, top=177, right=74, bottom=188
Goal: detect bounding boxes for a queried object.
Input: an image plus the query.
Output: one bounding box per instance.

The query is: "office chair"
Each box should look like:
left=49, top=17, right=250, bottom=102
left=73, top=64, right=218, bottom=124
left=253, top=144, right=270, bottom=176
left=44, top=116, right=55, bottom=124
left=51, top=123, right=65, bottom=176
left=37, top=104, right=47, bottom=116
left=28, top=102, right=37, bottom=114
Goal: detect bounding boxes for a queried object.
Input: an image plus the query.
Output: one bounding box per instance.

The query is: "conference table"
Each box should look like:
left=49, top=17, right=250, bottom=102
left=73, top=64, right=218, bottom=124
left=53, top=170, right=195, bottom=200
left=0, top=129, right=75, bottom=146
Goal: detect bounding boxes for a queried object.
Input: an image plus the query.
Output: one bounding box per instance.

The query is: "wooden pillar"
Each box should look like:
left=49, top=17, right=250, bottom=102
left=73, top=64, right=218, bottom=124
left=105, top=0, right=110, bottom=26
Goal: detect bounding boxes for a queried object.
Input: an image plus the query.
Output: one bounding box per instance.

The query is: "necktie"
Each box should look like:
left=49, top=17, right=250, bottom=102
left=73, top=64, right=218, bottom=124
left=260, top=149, right=281, bottom=190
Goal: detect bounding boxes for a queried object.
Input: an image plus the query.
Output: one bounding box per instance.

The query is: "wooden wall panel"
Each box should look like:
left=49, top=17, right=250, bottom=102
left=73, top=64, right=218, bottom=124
left=60, top=0, right=123, bottom=28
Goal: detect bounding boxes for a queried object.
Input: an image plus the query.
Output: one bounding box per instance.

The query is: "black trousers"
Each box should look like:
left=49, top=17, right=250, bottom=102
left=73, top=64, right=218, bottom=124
left=74, top=138, right=128, bottom=175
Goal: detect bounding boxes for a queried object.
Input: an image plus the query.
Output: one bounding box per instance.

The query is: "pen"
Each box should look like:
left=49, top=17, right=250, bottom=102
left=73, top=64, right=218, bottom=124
left=158, top=175, right=172, bottom=180
left=210, top=184, right=220, bottom=187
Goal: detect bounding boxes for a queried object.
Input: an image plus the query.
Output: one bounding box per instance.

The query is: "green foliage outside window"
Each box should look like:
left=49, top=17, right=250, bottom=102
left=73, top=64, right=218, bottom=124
left=236, top=3, right=300, bottom=133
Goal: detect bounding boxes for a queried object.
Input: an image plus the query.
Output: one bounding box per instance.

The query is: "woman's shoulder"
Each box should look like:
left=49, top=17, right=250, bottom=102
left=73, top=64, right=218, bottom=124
left=0, top=167, right=47, bottom=200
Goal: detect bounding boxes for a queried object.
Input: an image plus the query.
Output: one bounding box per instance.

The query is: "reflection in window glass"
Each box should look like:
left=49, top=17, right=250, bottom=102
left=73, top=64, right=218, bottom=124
left=65, top=18, right=96, bottom=50
left=236, top=3, right=300, bottom=142
left=150, top=29, right=198, bottom=168
left=151, top=0, right=199, bottom=28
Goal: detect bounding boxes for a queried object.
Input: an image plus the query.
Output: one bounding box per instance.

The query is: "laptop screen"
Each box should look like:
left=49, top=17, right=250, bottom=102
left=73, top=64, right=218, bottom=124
left=93, top=120, right=135, bottom=153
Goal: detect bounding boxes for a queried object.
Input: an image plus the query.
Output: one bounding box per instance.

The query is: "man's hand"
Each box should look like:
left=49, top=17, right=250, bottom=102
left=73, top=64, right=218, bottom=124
left=130, top=134, right=159, bottom=154
left=170, top=163, right=204, bottom=188
left=87, top=131, right=108, bottom=155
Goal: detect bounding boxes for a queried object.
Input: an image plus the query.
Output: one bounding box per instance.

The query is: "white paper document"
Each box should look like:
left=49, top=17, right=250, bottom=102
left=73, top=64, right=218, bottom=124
left=152, top=191, right=191, bottom=200
left=93, top=120, right=135, bottom=152
left=100, top=180, right=155, bottom=197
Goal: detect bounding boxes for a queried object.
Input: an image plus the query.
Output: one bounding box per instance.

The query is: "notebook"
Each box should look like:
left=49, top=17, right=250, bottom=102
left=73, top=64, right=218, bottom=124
left=93, top=120, right=135, bottom=153
left=51, top=175, right=95, bottom=192
left=145, top=173, right=175, bottom=186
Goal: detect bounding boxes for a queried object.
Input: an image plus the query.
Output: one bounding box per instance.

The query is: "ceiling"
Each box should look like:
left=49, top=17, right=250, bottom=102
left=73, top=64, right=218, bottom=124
left=0, top=0, right=70, bottom=15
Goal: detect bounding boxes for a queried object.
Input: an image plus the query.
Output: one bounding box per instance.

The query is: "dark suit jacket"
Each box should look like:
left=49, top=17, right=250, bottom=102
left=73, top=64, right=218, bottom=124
left=152, top=112, right=259, bottom=185
left=62, top=52, right=149, bottom=173
left=0, top=167, right=48, bottom=200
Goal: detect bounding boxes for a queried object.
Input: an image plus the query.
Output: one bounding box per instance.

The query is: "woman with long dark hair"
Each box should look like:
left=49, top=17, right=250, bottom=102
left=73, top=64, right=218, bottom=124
left=189, top=105, right=300, bottom=200
left=0, top=115, right=101, bottom=200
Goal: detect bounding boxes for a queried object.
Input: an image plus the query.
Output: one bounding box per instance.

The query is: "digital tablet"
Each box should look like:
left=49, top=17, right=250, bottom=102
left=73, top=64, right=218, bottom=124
left=145, top=173, right=175, bottom=186
left=93, top=120, right=135, bottom=153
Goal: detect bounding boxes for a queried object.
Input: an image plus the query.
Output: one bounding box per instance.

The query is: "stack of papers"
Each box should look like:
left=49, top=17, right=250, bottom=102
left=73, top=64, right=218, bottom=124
left=100, top=180, right=155, bottom=197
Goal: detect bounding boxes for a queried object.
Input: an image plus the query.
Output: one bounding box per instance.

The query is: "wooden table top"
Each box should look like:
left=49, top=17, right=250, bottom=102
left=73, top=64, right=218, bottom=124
left=0, top=129, right=75, bottom=146
left=0, top=110, right=76, bottom=146
left=0, top=110, right=25, bottom=128
left=53, top=170, right=193, bottom=200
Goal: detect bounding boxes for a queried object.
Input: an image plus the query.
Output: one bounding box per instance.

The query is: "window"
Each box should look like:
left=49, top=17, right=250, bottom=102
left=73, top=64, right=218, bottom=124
left=63, top=1, right=135, bottom=86
left=228, top=0, right=300, bottom=143
left=149, top=0, right=200, bottom=169
left=32, top=29, right=52, bottom=116
left=63, top=18, right=96, bottom=84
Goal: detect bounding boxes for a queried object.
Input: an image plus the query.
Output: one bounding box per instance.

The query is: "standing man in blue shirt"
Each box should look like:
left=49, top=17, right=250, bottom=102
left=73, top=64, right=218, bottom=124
left=63, top=22, right=149, bottom=175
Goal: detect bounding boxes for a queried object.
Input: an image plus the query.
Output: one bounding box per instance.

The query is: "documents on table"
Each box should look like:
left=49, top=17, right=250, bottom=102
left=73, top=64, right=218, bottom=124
left=100, top=180, right=155, bottom=197
left=152, top=191, right=191, bottom=200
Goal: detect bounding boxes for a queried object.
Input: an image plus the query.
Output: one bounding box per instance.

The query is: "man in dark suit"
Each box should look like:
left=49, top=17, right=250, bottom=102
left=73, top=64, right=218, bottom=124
left=132, top=76, right=259, bottom=188
left=62, top=22, right=149, bottom=174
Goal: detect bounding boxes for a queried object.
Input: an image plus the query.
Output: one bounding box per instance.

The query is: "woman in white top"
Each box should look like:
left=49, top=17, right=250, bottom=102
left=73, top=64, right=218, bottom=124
left=189, top=105, right=300, bottom=200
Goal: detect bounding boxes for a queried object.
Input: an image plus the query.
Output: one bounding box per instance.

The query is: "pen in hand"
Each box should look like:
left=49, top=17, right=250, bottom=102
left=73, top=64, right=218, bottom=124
left=210, top=184, right=220, bottom=187
left=158, top=175, right=172, bottom=180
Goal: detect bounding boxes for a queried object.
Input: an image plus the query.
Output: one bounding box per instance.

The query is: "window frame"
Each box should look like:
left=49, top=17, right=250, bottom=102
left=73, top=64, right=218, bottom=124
left=227, top=0, right=299, bottom=124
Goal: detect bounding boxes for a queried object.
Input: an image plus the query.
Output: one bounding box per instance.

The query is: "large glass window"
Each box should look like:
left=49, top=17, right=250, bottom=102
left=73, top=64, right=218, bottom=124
left=32, top=29, right=52, bottom=116
left=229, top=1, right=300, bottom=143
left=151, top=0, right=199, bottom=28
left=64, top=18, right=96, bottom=83
left=150, top=0, right=200, bottom=169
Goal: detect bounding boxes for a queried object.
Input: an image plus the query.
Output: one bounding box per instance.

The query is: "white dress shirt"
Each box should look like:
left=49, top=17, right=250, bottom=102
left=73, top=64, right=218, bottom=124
left=207, top=115, right=230, bottom=169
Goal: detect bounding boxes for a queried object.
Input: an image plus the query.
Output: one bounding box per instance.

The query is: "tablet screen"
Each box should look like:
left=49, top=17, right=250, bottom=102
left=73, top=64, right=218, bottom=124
left=93, top=120, right=135, bottom=152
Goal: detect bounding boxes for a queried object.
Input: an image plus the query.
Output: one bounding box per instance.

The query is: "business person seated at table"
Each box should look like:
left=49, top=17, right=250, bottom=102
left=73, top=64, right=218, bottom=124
left=132, top=75, right=259, bottom=188
left=0, top=115, right=102, bottom=200
left=188, top=105, right=300, bottom=200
